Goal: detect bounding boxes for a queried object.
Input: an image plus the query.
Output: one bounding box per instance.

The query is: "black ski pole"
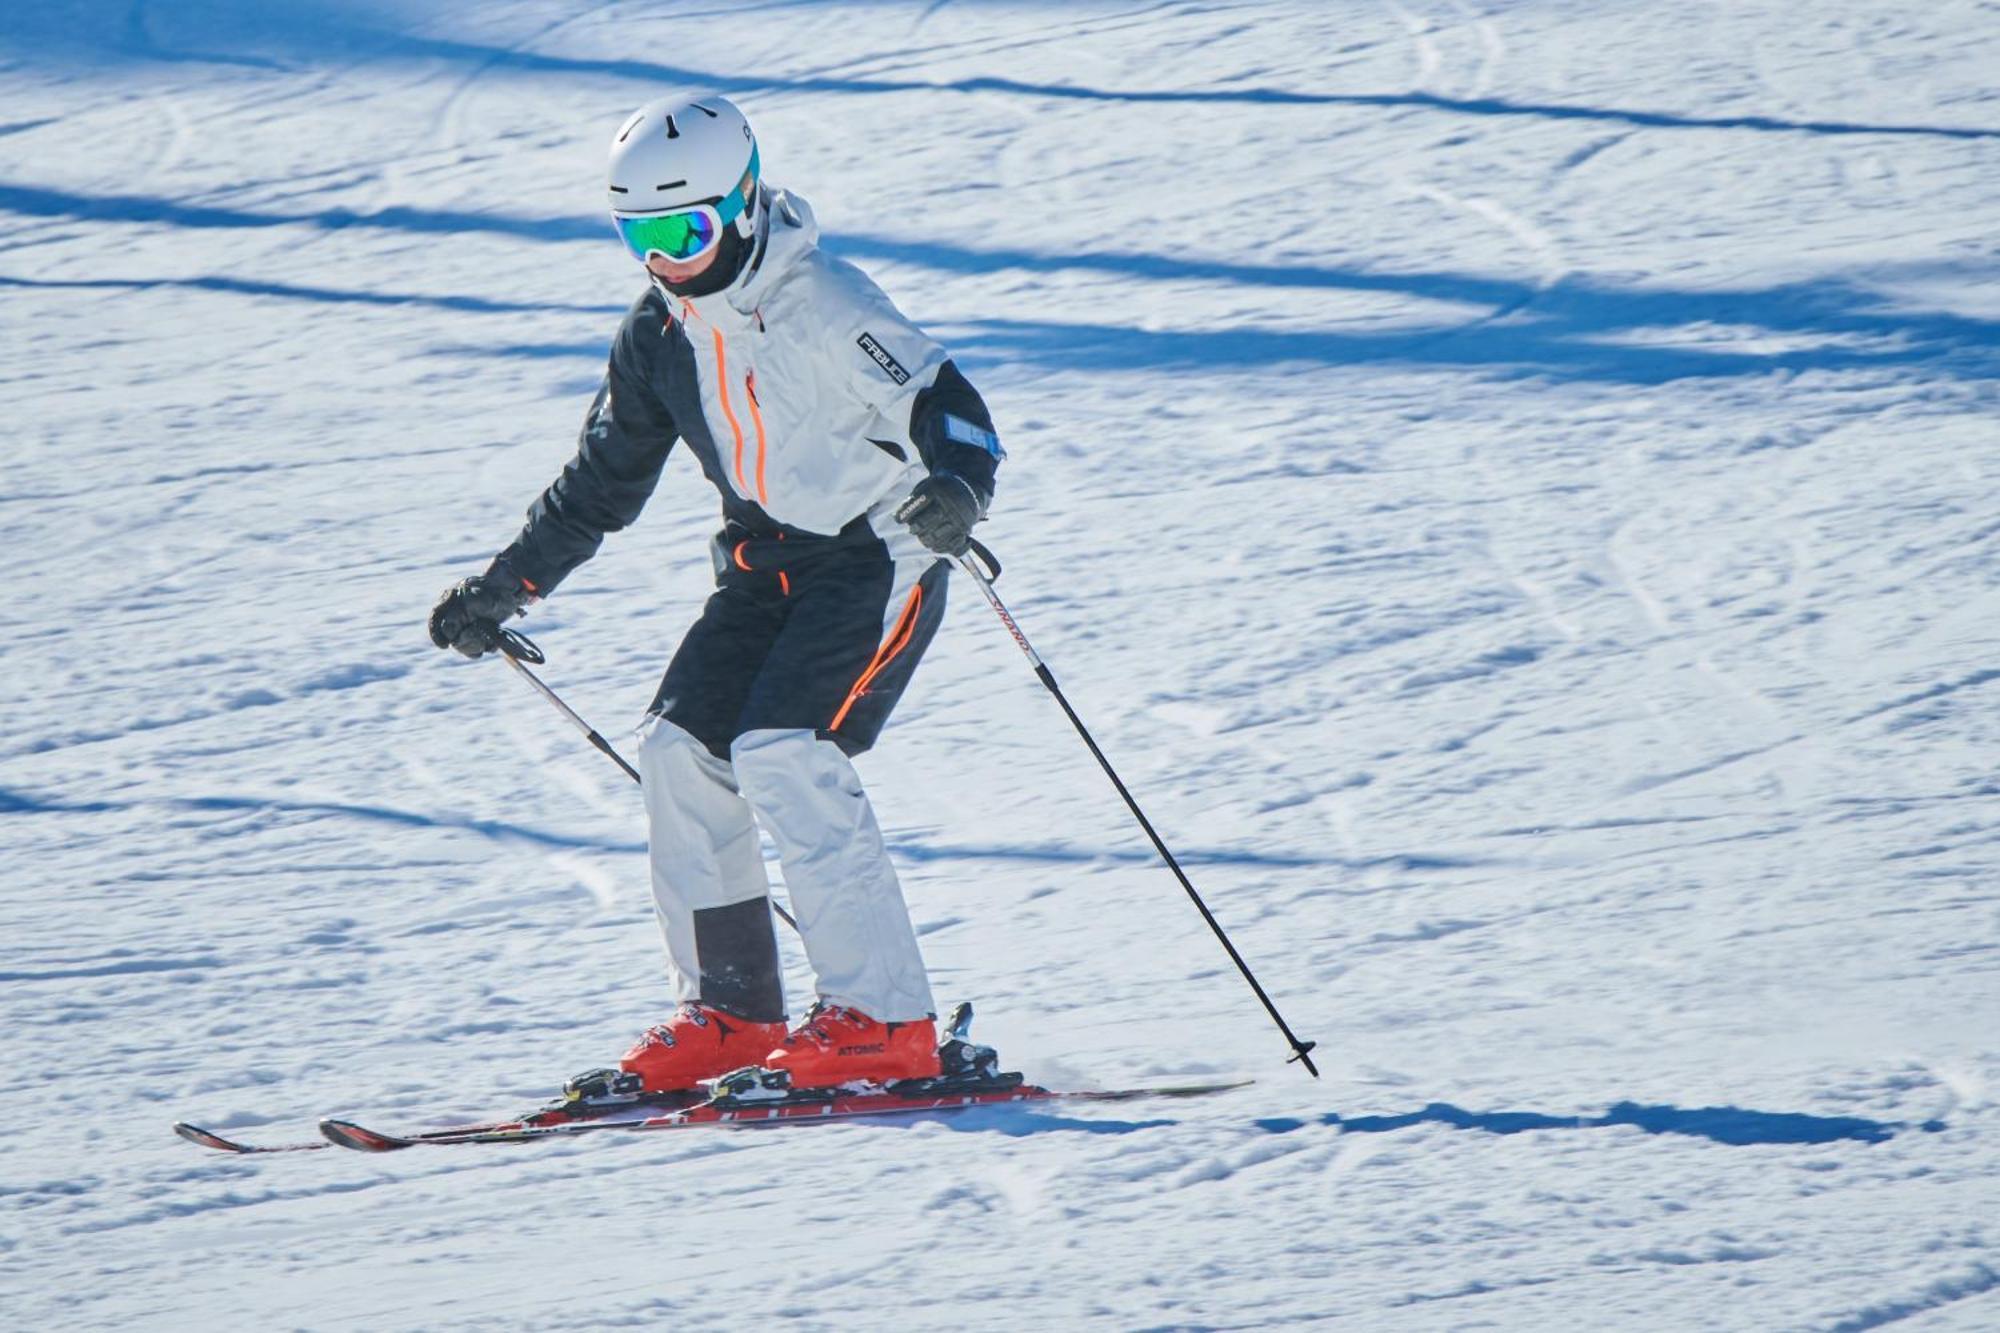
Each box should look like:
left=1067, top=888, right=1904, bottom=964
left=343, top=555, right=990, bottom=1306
left=495, top=628, right=800, bottom=935
left=954, top=547, right=1319, bottom=1077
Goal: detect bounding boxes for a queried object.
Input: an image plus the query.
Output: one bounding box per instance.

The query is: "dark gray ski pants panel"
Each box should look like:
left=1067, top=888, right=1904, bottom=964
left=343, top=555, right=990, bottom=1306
left=650, top=536, right=948, bottom=760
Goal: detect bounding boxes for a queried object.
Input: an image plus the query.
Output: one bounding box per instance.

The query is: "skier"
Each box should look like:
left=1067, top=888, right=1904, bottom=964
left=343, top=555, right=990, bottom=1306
left=427, top=94, right=1002, bottom=1094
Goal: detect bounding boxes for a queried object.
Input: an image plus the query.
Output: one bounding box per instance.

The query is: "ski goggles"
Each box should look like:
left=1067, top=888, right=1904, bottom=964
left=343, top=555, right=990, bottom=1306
left=612, top=147, right=761, bottom=263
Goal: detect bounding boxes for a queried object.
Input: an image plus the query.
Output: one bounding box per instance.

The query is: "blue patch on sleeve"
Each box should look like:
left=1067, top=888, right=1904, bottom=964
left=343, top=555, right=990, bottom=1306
left=944, top=414, right=1005, bottom=459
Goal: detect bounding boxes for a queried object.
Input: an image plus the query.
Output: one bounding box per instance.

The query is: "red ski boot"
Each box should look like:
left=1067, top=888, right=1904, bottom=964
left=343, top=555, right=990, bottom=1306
left=762, top=1002, right=940, bottom=1088
left=619, top=1003, right=788, bottom=1093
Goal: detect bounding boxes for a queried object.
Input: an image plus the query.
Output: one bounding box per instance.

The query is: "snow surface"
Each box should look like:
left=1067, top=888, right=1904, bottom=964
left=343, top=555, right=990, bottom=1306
left=2, top=1, right=1997, bottom=1327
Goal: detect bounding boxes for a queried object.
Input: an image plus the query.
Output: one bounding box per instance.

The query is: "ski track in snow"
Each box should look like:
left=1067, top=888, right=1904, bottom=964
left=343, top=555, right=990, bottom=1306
left=2, top=1, right=1997, bottom=1328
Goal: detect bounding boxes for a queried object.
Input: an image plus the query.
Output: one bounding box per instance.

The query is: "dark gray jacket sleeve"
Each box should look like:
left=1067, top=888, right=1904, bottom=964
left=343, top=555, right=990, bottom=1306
left=907, top=359, right=1002, bottom=506
left=491, top=307, right=678, bottom=594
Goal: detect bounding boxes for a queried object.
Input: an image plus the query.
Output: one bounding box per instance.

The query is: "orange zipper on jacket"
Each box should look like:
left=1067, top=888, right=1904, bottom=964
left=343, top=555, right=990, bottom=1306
left=706, top=324, right=751, bottom=498
left=682, top=297, right=767, bottom=507
left=744, top=370, right=769, bottom=505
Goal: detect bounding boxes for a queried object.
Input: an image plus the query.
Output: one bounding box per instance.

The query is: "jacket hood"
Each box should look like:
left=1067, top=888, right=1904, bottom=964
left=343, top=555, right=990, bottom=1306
left=728, top=186, right=817, bottom=313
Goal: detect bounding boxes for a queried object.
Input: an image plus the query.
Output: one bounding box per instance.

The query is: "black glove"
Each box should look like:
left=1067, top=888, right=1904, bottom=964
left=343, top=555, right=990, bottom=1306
left=428, top=566, right=533, bottom=658
left=895, top=472, right=986, bottom=557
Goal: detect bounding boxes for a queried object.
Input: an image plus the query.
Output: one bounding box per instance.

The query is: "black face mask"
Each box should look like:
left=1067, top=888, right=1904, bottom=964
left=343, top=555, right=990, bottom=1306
left=656, top=224, right=750, bottom=299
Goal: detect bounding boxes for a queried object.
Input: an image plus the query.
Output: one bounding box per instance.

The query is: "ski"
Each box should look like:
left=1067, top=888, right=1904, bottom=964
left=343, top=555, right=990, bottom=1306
left=174, top=1080, right=708, bottom=1155
left=174, top=1003, right=1250, bottom=1156
left=172, top=1122, right=331, bottom=1155
left=317, top=1075, right=1254, bottom=1152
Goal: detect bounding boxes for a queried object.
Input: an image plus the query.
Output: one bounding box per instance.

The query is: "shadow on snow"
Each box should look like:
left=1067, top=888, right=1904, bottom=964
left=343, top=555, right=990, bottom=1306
left=0, top=271, right=610, bottom=317
left=11, top=8, right=1993, bottom=142
left=0, top=784, right=1353, bottom=873
left=5, top=180, right=1992, bottom=385
left=356, top=32, right=2000, bottom=142
left=1256, top=1100, right=1945, bottom=1146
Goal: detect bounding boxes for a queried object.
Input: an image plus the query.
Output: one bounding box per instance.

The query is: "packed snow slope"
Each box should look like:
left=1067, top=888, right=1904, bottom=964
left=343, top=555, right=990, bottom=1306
left=3, top=2, right=1996, bottom=1328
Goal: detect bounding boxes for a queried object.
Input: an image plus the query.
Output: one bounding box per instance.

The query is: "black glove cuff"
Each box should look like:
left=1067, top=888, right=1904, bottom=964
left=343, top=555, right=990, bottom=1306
left=481, top=556, right=539, bottom=602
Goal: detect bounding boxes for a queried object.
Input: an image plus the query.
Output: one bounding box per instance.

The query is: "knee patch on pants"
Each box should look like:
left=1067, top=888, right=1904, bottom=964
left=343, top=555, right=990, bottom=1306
left=638, top=717, right=784, bottom=1021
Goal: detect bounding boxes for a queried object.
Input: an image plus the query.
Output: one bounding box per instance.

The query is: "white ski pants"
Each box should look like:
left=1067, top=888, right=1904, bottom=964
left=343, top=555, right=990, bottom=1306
left=639, top=718, right=935, bottom=1023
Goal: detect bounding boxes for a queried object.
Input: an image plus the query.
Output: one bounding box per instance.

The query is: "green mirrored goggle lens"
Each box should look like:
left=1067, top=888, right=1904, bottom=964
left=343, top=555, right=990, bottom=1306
left=615, top=209, right=718, bottom=262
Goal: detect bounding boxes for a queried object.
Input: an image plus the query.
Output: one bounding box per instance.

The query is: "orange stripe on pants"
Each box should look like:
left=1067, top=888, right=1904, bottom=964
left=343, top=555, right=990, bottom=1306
left=829, top=585, right=923, bottom=732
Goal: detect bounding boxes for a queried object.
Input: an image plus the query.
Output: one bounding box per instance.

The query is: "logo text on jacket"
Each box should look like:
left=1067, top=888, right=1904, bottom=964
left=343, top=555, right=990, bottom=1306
left=856, top=332, right=911, bottom=386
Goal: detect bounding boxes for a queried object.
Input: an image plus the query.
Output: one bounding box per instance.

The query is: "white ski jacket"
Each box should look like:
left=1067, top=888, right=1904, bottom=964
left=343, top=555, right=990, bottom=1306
left=496, top=186, right=1002, bottom=594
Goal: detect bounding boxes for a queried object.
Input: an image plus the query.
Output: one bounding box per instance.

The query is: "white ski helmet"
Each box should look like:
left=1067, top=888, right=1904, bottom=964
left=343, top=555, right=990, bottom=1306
left=607, top=94, right=761, bottom=265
